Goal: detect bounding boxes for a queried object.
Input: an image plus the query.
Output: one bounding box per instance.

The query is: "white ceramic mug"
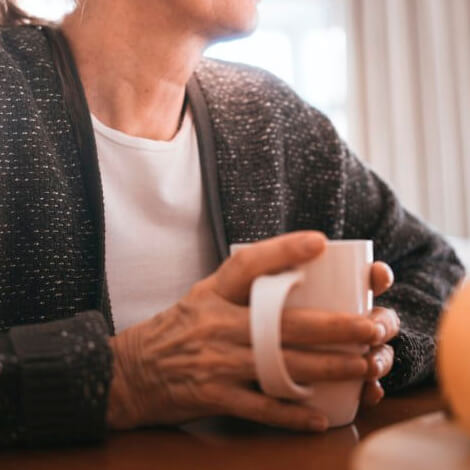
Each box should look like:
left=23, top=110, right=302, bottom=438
left=230, top=240, right=373, bottom=428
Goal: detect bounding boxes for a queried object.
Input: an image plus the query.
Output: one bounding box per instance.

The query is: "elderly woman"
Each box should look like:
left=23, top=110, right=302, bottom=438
left=0, top=0, right=464, bottom=446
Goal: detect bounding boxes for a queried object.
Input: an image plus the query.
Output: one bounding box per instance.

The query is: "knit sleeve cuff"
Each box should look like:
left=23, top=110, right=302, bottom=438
left=9, top=311, right=112, bottom=445
left=380, top=326, right=436, bottom=394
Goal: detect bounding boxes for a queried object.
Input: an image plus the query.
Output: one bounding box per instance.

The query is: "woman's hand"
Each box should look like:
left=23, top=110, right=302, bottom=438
left=107, top=232, right=397, bottom=432
left=360, top=263, right=400, bottom=407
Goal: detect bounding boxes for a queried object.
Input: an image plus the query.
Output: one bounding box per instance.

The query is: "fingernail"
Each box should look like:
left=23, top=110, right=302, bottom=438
left=375, top=357, right=384, bottom=376
left=373, top=382, right=385, bottom=405
left=395, top=315, right=401, bottom=329
left=373, top=323, right=386, bottom=343
left=309, top=416, right=328, bottom=431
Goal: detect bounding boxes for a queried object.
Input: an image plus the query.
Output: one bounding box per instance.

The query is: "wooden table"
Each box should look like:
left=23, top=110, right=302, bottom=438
left=0, top=386, right=444, bottom=470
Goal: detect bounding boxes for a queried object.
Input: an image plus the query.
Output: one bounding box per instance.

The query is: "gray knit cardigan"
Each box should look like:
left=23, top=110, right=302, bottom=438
left=0, top=25, right=464, bottom=446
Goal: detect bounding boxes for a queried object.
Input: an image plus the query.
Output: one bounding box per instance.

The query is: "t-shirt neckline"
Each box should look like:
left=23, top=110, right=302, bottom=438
left=91, top=109, right=192, bottom=152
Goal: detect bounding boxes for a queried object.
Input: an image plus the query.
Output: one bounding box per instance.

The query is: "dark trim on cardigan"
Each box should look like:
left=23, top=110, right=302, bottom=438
left=187, top=76, right=230, bottom=262
left=43, top=26, right=114, bottom=333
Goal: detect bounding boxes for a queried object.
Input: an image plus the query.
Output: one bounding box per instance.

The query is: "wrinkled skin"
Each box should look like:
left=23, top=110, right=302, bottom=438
left=108, top=231, right=399, bottom=432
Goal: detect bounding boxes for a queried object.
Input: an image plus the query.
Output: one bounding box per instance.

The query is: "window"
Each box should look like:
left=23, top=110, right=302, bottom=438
left=205, top=0, right=348, bottom=139
left=16, top=0, right=74, bottom=21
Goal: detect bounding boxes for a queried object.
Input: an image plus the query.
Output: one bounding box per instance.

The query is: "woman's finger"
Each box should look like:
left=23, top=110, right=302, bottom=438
left=213, top=345, right=369, bottom=383
left=284, top=349, right=368, bottom=383
left=214, top=231, right=327, bottom=304
left=364, top=344, right=395, bottom=379
left=281, top=308, right=379, bottom=345
left=369, top=307, right=400, bottom=346
left=371, top=262, right=394, bottom=297
left=222, top=304, right=380, bottom=346
left=213, top=383, right=329, bottom=432
left=220, top=303, right=381, bottom=346
left=360, top=380, right=385, bottom=408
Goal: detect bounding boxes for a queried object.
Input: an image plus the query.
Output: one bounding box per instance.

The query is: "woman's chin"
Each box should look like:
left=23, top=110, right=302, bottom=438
left=212, top=12, right=259, bottom=41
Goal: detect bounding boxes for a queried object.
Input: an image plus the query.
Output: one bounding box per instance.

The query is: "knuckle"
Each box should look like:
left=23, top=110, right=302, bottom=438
left=213, top=320, right=242, bottom=343
left=194, top=353, right=222, bottom=378
left=356, top=357, right=369, bottom=375
left=191, top=369, right=212, bottom=384
left=186, top=280, right=210, bottom=303
left=342, top=357, right=362, bottom=376
left=183, top=284, right=222, bottom=316
left=358, top=319, right=375, bottom=339
left=192, top=320, right=223, bottom=340
left=366, top=354, right=378, bottom=375
left=230, top=249, right=255, bottom=277
left=322, top=357, right=337, bottom=379
left=175, top=297, right=201, bottom=329
left=175, top=305, right=222, bottom=343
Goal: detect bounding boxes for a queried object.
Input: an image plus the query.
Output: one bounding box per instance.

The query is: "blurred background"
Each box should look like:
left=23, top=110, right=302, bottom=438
left=16, top=0, right=470, bottom=267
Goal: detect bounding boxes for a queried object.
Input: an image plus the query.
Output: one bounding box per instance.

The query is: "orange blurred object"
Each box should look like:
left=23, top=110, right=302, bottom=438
left=438, top=280, right=470, bottom=434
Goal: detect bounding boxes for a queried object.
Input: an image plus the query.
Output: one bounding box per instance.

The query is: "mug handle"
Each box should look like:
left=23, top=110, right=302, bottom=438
left=250, top=270, right=315, bottom=400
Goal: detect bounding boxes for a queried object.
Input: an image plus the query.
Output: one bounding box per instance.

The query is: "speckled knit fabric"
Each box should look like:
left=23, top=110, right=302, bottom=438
left=193, top=59, right=465, bottom=393
left=0, top=25, right=465, bottom=446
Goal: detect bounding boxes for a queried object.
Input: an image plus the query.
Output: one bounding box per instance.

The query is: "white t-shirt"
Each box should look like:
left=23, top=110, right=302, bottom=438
left=92, top=110, right=219, bottom=333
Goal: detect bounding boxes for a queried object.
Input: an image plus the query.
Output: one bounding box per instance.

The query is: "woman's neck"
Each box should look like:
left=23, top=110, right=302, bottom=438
left=61, top=2, right=206, bottom=141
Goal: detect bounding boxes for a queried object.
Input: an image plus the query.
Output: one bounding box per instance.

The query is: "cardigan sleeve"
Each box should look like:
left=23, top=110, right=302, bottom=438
left=338, top=140, right=465, bottom=393
left=197, top=57, right=465, bottom=394
left=0, top=310, right=112, bottom=447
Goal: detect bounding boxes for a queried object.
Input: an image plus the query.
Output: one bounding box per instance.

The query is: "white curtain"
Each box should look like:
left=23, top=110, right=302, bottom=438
left=346, top=0, right=470, bottom=237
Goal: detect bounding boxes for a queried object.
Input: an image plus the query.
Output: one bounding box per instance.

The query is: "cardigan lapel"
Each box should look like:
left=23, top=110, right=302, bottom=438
left=187, top=77, right=230, bottom=263
left=43, top=26, right=114, bottom=332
